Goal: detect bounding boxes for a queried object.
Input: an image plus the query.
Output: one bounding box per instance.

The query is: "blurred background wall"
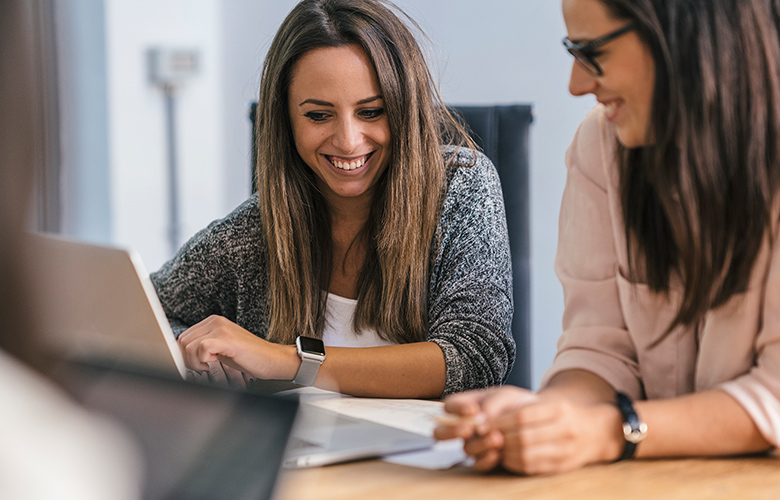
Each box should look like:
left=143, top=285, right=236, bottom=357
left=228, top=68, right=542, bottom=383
left=53, top=0, right=596, bottom=388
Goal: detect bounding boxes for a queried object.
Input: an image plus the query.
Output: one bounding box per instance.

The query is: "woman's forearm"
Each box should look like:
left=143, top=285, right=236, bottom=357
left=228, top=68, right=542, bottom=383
left=300, top=341, right=447, bottom=398
left=541, top=370, right=771, bottom=458
left=633, top=390, right=771, bottom=457
left=178, top=316, right=448, bottom=398
left=541, top=369, right=616, bottom=404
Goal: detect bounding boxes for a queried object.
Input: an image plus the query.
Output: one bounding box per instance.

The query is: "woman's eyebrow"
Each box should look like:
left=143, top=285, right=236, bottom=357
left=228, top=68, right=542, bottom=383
left=298, top=95, right=383, bottom=107
left=299, top=98, right=333, bottom=107
left=356, top=95, right=383, bottom=105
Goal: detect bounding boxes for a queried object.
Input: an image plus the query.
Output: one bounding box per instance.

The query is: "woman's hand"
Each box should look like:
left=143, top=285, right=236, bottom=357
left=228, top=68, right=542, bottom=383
left=434, top=386, right=538, bottom=471
left=489, top=396, right=624, bottom=475
left=435, top=385, right=625, bottom=475
left=177, top=315, right=298, bottom=381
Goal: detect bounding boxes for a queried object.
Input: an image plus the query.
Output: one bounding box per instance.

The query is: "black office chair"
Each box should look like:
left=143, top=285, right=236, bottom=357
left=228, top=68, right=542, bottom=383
left=248, top=103, right=533, bottom=389
left=449, top=105, right=532, bottom=389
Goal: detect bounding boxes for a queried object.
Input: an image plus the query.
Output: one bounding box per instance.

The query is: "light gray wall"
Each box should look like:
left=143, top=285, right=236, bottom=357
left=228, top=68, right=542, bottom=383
left=55, top=0, right=111, bottom=242
left=57, top=0, right=596, bottom=388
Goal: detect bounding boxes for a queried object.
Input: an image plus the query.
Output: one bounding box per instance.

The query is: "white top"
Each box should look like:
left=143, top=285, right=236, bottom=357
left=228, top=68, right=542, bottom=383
left=321, top=293, right=396, bottom=348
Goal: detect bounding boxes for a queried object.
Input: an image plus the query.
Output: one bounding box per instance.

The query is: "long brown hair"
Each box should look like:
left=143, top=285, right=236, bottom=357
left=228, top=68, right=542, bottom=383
left=602, top=0, right=780, bottom=328
left=255, top=0, right=473, bottom=344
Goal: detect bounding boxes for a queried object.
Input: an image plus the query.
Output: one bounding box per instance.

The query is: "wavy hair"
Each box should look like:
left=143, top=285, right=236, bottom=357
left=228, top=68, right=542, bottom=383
left=601, top=0, right=780, bottom=328
left=255, top=0, right=473, bottom=344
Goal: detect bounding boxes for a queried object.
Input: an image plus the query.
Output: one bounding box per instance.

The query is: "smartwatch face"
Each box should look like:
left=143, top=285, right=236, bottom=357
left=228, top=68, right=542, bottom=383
left=297, top=336, right=326, bottom=356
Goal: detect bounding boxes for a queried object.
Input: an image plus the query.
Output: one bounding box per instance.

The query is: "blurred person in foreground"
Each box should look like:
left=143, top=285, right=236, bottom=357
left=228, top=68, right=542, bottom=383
left=0, top=1, right=141, bottom=498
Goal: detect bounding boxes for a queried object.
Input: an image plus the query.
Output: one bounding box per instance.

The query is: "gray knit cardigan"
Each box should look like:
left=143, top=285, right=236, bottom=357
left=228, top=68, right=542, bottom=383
left=151, top=148, right=515, bottom=396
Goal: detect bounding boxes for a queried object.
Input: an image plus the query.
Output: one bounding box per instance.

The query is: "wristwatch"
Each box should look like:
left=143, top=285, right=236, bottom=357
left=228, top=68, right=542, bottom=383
left=615, top=391, right=647, bottom=460
left=292, top=336, right=326, bottom=386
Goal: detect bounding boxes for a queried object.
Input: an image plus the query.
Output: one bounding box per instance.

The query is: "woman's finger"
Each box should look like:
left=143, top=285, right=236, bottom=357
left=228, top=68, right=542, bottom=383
left=443, top=389, right=490, bottom=417
left=433, top=411, right=488, bottom=440
left=472, top=448, right=502, bottom=471
left=462, top=429, right=504, bottom=458
left=479, top=386, right=538, bottom=419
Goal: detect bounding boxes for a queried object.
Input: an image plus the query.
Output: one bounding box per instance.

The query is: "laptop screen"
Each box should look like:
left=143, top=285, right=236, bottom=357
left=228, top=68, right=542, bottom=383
left=61, top=360, right=299, bottom=500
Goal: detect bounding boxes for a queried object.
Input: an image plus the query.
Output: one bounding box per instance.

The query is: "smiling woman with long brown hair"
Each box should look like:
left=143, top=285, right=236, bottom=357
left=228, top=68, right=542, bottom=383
left=437, top=0, right=780, bottom=475
left=150, top=0, right=515, bottom=398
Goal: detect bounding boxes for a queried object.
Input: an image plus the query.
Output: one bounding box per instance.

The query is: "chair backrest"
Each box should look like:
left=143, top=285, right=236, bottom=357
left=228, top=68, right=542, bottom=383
left=248, top=103, right=533, bottom=388
left=450, top=105, right=532, bottom=388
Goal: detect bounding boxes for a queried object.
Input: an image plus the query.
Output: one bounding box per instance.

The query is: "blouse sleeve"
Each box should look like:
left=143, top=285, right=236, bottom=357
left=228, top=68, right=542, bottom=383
left=427, top=149, right=516, bottom=397
left=717, top=230, right=780, bottom=446
left=539, top=107, right=644, bottom=397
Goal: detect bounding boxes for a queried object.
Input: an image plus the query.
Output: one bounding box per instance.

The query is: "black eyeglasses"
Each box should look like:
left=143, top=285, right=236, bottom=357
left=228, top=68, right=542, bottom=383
left=562, top=23, right=636, bottom=76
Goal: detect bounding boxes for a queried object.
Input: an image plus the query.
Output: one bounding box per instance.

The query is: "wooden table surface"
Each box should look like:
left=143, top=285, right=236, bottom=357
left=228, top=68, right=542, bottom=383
left=276, top=455, right=780, bottom=500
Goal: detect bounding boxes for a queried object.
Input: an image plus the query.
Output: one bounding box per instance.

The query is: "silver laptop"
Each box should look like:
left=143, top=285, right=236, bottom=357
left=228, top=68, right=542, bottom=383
left=23, top=233, right=435, bottom=468
left=22, top=233, right=188, bottom=378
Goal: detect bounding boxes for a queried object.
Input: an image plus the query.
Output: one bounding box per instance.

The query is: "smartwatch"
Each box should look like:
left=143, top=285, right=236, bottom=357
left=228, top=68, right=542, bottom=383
left=292, top=336, right=326, bottom=386
left=615, top=391, right=647, bottom=460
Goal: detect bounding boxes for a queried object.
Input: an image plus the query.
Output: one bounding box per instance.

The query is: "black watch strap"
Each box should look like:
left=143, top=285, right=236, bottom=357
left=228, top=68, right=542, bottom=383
left=615, top=391, right=647, bottom=461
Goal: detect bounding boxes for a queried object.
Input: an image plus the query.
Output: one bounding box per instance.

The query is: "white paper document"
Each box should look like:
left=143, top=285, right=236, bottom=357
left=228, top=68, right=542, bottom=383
left=382, top=438, right=468, bottom=469
left=298, top=393, right=468, bottom=469
left=278, top=387, right=468, bottom=469
left=308, top=396, right=444, bottom=435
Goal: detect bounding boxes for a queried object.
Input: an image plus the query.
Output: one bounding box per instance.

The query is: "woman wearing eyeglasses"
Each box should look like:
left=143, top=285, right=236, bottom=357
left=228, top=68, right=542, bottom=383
left=435, top=0, right=780, bottom=474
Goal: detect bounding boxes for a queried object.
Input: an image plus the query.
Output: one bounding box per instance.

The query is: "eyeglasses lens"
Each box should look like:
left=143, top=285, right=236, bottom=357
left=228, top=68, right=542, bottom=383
left=572, top=50, right=601, bottom=76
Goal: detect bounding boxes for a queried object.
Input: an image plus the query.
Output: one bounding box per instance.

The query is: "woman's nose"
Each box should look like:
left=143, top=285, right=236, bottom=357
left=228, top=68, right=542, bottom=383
left=568, top=61, right=598, bottom=97
left=333, top=117, right=362, bottom=153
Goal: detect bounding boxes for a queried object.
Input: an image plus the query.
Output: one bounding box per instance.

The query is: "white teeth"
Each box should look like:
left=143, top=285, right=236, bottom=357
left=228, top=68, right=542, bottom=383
left=332, top=156, right=366, bottom=170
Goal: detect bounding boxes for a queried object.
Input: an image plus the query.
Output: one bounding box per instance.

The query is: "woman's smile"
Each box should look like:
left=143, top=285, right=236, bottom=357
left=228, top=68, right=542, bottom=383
left=598, top=98, right=623, bottom=122
left=324, top=152, right=374, bottom=172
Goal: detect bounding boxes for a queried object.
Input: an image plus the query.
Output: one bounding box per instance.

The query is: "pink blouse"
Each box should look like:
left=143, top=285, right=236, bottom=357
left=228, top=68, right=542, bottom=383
left=541, top=105, right=780, bottom=446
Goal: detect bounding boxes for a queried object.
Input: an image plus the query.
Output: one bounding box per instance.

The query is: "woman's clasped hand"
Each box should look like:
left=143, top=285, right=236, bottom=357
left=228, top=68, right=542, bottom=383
left=436, top=385, right=630, bottom=475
